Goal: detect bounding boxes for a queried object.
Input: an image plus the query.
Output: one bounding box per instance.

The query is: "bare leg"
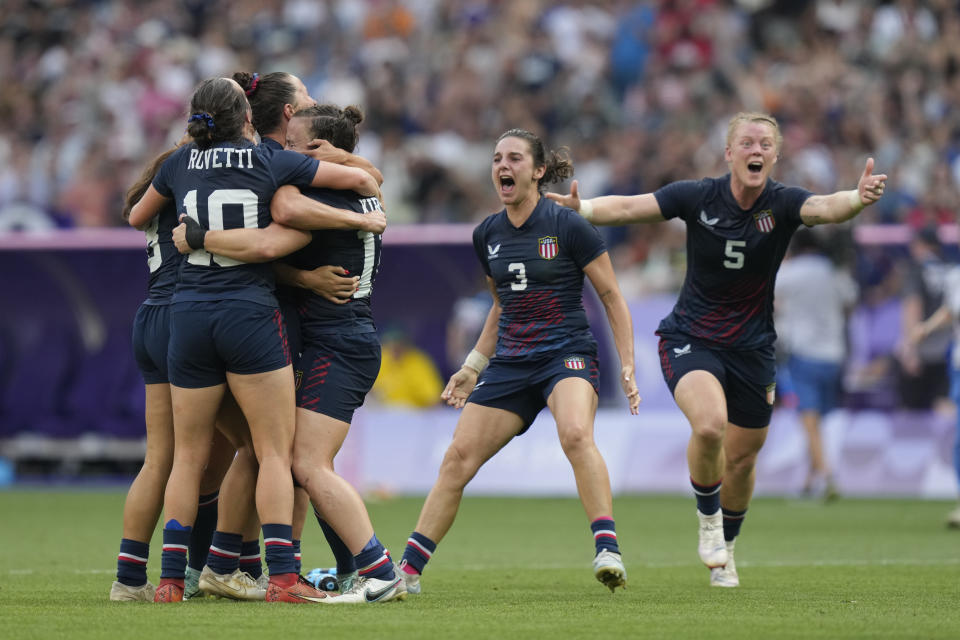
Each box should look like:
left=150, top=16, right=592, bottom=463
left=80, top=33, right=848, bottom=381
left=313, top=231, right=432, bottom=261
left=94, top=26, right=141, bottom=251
left=673, top=371, right=728, bottom=485
left=546, top=378, right=610, bottom=521
left=719, top=424, right=768, bottom=512
left=122, top=383, right=174, bottom=542
left=413, top=404, right=523, bottom=543
left=800, top=410, right=828, bottom=486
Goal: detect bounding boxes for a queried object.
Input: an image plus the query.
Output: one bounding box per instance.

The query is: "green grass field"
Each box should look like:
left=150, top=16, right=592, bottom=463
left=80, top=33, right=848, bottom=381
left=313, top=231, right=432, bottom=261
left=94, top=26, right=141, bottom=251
left=1, top=491, right=959, bottom=639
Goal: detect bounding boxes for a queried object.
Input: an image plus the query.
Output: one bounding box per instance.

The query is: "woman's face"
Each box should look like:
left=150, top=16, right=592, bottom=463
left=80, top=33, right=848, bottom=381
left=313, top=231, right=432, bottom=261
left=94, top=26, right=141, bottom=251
left=491, top=136, right=545, bottom=207
left=724, top=120, right=778, bottom=191
left=285, top=116, right=312, bottom=152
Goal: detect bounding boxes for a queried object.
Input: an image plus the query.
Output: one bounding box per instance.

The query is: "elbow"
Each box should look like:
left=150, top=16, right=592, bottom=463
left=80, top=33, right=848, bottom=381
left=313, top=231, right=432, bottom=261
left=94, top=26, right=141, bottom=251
left=271, top=203, right=294, bottom=227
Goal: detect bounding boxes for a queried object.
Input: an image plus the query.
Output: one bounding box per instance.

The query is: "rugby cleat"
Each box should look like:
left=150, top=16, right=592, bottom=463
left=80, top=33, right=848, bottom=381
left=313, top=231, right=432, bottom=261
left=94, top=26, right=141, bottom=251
left=265, top=573, right=335, bottom=603
left=710, top=541, right=739, bottom=587
left=396, top=559, right=421, bottom=595
left=153, top=579, right=184, bottom=603
left=697, top=510, right=728, bottom=569
left=256, top=573, right=269, bottom=591
left=109, top=580, right=156, bottom=602
left=198, top=566, right=266, bottom=601
left=183, top=567, right=202, bottom=600
left=592, top=549, right=627, bottom=592
left=324, top=571, right=406, bottom=604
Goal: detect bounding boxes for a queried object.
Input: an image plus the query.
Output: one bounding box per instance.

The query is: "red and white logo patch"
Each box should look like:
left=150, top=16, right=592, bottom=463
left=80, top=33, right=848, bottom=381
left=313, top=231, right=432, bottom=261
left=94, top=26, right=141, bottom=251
left=564, top=356, right=585, bottom=370
left=753, top=209, right=775, bottom=233
left=538, top=236, right=559, bottom=260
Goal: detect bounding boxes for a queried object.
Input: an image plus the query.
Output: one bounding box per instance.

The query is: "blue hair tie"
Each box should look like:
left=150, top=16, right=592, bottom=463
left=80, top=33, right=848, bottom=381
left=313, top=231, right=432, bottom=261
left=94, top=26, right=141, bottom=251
left=188, top=113, right=215, bottom=129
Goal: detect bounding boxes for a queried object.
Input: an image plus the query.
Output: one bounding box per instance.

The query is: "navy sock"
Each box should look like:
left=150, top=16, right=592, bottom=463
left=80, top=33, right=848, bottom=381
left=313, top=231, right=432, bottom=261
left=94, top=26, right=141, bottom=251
left=206, top=531, right=242, bottom=575
left=355, top=535, right=395, bottom=581
left=722, top=507, right=747, bottom=542
left=188, top=491, right=219, bottom=571
left=239, top=540, right=262, bottom=579
left=293, top=539, right=302, bottom=575
left=590, top=517, right=620, bottom=555
left=400, top=531, right=436, bottom=575
left=116, top=538, right=150, bottom=586
left=315, top=511, right=356, bottom=575
left=160, top=524, right=191, bottom=580
left=262, top=524, right=296, bottom=576
left=691, top=477, right=722, bottom=515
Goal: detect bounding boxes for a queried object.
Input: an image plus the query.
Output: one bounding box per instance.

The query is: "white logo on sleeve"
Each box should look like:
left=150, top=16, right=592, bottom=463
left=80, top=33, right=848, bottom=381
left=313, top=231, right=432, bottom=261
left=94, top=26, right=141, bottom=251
left=673, top=344, right=692, bottom=357
left=487, top=243, right=501, bottom=258
left=699, top=210, right=719, bottom=226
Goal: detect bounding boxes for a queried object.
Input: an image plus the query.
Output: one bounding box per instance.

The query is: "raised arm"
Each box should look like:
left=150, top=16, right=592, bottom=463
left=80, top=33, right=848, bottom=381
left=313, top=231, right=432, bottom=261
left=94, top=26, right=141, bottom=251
left=173, top=215, right=311, bottom=262
left=800, top=158, right=888, bottom=226
left=128, top=185, right=170, bottom=230
left=305, top=139, right=384, bottom=185
left=545, top=180, right=665, bottom=226
left=271, top=185, right=386, bottom=233
left=441, top=276, right=502, bottom=409
left=583, top=252, right=641, bottom=414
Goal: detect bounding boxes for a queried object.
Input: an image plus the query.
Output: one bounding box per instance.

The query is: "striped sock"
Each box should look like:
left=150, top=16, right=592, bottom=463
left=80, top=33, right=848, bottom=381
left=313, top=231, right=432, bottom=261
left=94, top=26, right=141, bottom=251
left=590, top=517, right=620, bottom=555
left=400, top=531, right=436, bottom=575
left=315, top=510, right=357, bottom=575
left=355, top=535, right=395, bottom=582
left=262, top=524, right=296, bottom=576
left=188, top=491, right=219, bottom=571
left=160, top=524, right=191, bottom=580
left=722, top=507, right=747, bottom=542
left=116, top=538, right=150, bottom=586
left=206, top=531, right=242, bottom=575
left=691, top=477, right=722, bottom=515
left=239, top=540, right=262, bottom=579
left=293, top=539, right=302, bottom=575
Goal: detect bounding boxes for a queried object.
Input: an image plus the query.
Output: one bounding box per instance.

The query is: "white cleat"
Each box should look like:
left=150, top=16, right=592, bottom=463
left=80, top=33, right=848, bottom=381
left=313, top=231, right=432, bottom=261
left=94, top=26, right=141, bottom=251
left=198, top=566, right=266, bottom=601
left=256, top=573, right=269, bottom=591
left=592, top=549, right=627, bottom=592
left=396, top=560, right=421, bottom=595
left=697, top=510, right=728, bottom=569
left=109, top=580, right=156, bottom=602
left=710, top=541, right=739, bottom=587
left=323, top=571, right=407, bottom=604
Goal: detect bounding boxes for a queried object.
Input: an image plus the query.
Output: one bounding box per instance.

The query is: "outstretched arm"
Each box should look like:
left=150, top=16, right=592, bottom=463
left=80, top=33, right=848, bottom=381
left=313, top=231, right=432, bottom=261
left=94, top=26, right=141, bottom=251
left=583, top=252, right=641, bottom=414
left=271, top=185, right=386, bottom=233
left=173, top=216, right=311, bottom=262
left=441, top=276, right=501, bottom=410
left=309, top=159, right=381, bottom=198
left=305, top=139, right=383, bottom=185
left=800, top=158, right=888, bottom=226
left=545, top=180, right=665, bottom=226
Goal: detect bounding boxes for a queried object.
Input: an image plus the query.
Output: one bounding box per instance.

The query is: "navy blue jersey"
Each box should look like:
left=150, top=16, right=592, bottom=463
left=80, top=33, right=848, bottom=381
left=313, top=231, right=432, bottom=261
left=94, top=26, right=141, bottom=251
left=152, top=140, right=319, bottom=306
left=282, top=188, right=382, bottom=339
left=142, top=200, right=182, bottom=304
left=473, top=197, right=606, bottom=360
left=654, top=175, right=812, bottom=350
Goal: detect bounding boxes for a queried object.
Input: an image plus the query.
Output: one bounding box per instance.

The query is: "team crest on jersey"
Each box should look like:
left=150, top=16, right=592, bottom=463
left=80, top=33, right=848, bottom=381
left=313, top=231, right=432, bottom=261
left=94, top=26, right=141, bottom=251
left=564, top=356, right=586, bottom=370
left=753, top=209, right=775, bottom=233
left=538, top=236, right=559, bottom=259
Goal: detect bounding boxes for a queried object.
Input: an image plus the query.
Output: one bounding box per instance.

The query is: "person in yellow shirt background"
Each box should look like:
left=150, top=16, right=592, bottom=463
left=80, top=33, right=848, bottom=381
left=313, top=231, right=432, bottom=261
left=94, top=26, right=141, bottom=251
left=371, top=327, right=444, bottom=408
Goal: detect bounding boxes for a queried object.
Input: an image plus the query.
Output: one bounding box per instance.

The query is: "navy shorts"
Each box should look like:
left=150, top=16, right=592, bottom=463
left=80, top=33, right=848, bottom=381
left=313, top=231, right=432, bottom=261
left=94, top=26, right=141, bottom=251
left=657, top=334, right=775, bottom=429
left=132, top=302, right=171, bottom=385
left=787, top=355, right=842, bottom=415
left=168, top=300, right=291, bottom=389
left=467, top=351, right=599, bottom=435
left=295, top=332, right=381, bottom=423
left=279, top=298, right=302, bottom=361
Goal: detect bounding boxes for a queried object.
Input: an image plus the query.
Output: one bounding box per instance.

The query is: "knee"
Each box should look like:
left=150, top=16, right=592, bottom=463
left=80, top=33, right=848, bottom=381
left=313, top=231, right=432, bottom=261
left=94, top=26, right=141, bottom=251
left=291, top=453, right=332, bottom=490
left=691, top=416, right=726, bottom=447
left=437, top=443, right=479, bottom=488
left=557, top=422, right=594, bottom=458
left=725, top=449, right=759, bottom=476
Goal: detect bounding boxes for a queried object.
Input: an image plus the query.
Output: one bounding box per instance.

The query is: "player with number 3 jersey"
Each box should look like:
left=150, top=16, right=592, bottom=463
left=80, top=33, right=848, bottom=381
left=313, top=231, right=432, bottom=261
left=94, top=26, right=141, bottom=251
left=547, top=111, right=888, bottom=588
left=397, top=129, right=640, bottom=596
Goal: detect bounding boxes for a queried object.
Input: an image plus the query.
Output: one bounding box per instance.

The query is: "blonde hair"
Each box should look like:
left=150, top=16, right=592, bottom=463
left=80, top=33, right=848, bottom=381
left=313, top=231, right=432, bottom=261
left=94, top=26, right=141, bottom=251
left=726, top=112, right=782, bottom=152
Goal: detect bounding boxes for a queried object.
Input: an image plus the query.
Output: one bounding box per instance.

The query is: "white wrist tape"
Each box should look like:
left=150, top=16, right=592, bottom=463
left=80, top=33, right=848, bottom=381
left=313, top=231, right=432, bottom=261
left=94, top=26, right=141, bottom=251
left=463, top=349, right=489, bottom=375
left=578, top=199, right=594, bottom=220
left=848, top=189, right=864, bottom=213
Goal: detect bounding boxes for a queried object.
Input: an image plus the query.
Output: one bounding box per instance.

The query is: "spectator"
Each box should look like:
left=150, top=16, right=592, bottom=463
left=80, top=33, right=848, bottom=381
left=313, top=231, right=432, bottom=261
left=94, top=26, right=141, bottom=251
left=370, top=327, right=444, bottom=408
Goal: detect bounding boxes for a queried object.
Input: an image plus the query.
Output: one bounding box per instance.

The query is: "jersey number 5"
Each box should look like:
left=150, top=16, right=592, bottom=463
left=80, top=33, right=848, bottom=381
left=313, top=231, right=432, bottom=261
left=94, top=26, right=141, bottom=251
left=723, top=240, right=746, bottom=270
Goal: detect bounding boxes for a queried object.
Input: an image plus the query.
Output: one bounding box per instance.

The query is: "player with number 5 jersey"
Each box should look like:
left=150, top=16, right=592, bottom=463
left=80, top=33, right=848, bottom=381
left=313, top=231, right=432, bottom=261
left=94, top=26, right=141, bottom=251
left=547, top=111, right=888, bottom=588
left=398, top=129, right=641, bottom=596
left=128, top=76, right=380, bottom=604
